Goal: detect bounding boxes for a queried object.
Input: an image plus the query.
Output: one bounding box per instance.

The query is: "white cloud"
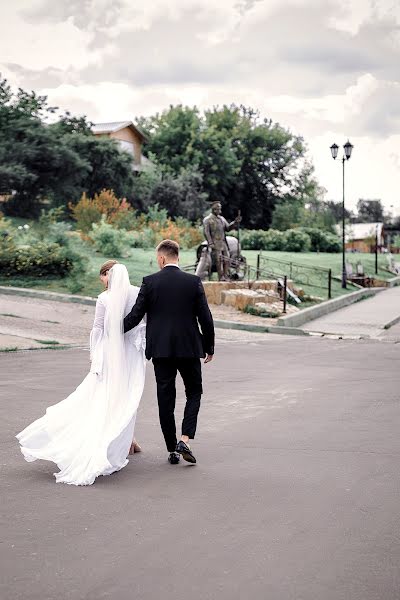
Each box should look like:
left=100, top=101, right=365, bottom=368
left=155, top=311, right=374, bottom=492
left=0, top=3, right=101, bottom=70
left=310, top=133, right=400, bottom=213
left=1, top=0, right=400, bottom=214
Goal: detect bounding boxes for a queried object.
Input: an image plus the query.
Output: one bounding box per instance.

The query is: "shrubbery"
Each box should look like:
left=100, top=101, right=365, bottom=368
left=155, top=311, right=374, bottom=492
left=0, top=213, right=87, bottom=281
left=90, top=218, right=132, bottom=257
left=240, top=227, right=340, bottom=252
left=71, top=192, right=203, bottom=250
left=70, top=189, right=130, bottom=233
left=283, top=229, right=311, bottom=252
left=299, top=228, right=341, bottom=253
left=0, top=240, right=73, bottom=277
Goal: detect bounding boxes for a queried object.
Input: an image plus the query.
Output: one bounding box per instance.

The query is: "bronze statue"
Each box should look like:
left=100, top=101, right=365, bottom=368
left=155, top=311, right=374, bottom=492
left=199, top=202, right=241, bottom=281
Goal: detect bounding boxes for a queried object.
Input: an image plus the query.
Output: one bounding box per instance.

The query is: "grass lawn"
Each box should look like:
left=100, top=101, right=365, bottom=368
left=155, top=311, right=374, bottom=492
left=0, top=241, right=394, bottom=302
left=0, top=248, right=196, bottom=298
left=241, top=250, right=393, bottom=300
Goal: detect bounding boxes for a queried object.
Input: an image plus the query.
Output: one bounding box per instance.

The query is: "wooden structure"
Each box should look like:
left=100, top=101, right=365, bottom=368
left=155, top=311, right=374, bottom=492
left=92, top=121, right=148, bottom=171
left=335, top=222, right=384, bottom=253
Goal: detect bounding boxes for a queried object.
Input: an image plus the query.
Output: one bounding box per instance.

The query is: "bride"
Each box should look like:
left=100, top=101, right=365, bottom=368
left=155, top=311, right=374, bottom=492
left=16, top=261, right=146, bottom=486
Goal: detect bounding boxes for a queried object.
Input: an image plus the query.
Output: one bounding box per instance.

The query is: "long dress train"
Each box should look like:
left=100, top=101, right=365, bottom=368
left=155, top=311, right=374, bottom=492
left=16, top=267, right=146, bottom=486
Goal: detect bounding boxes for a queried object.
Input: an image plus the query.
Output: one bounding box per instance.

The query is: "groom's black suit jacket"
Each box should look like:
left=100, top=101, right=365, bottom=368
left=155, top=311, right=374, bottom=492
left=124, top=266, right=215, bottom=360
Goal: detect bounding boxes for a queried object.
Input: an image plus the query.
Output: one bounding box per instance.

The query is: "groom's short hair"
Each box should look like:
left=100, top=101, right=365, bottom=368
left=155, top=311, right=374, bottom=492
left=157, top=239, right=179, bottom=258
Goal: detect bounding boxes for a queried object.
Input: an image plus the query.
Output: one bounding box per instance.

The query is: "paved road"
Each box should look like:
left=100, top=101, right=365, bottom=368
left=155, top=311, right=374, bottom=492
left=304, top=286, right=400, bottom=338
left=1, top=334, right=400, bottom=600
left=0, top=293, right=276, bottom=351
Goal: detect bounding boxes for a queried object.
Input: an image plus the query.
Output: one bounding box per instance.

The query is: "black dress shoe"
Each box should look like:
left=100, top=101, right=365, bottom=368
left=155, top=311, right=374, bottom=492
left=176, top=441, right=196, bottom=464
left=168, top=452, right=180, bottom=464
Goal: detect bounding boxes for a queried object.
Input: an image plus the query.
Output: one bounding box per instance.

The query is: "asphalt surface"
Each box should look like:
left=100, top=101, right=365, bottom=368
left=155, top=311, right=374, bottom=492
left=1, top=334, right=400, bottom=600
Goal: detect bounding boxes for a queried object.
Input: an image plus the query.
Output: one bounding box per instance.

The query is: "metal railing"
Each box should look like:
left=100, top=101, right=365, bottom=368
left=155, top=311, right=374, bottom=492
left=246, top=264, right=298, bottom=313
left=256, top=253, right=332, bottom=299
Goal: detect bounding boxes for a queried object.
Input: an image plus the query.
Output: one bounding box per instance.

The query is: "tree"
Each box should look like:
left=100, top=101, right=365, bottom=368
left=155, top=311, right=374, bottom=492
left=140, top=104, right=309, bottom=229
left=271, top=201, right=306, bottom=231
left=356, top=199, right=384, bottom=223
left=0, top=78, right=86, bottom=216
left=61, top=134, right=135, bottom=205
left=324, top=200, right=352, bottom=223
left=139, top=105, right=240, bottom=203
left=49, top=111, right=93, bottom=136
left=0, top=77, right=135, bottom=216
left=131, top=163, right=207, bottom=221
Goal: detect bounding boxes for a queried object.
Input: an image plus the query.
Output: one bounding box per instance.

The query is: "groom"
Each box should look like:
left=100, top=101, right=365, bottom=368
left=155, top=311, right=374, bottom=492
left=124, top=239, right=215, bottom=465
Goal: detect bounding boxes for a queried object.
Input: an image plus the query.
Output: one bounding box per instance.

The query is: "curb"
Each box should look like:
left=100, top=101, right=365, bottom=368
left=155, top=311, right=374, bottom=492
left=277, top=287, right=385, bottom=328
left=382, top=315, right=400, bottom=330
left=214, top=319, right=308, bottom=336
left=386, top=275, right=400, bottom=288
left=0, top=286, right=97, bottom=306
left=3, top=284, right=395, bottom=338
left=0, top=285, right=307, bottom=338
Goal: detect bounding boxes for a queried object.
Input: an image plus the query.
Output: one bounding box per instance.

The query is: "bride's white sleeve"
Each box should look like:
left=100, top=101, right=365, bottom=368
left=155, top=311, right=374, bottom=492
left=90, top=297, right=105, bottom=374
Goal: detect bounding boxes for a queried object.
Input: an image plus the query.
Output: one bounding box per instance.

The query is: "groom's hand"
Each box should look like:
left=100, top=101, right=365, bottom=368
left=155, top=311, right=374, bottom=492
left=204, top=354, right=213, bottom=364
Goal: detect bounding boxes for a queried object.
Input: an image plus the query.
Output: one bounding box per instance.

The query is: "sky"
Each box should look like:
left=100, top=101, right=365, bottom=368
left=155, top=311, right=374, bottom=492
left=1, top=0, right=400, bottom=215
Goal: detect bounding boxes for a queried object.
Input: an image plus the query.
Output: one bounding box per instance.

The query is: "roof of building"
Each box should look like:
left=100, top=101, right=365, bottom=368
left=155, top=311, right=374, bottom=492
left=335, top=222, right=384, bottom=242
left=91, top=121, right=147, bottom=141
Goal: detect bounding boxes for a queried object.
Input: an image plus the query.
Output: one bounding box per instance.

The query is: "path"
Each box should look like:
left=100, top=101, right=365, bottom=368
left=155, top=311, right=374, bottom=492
left=0, top=293, right=278, bottom=351
left=303, top=285, right=400, bottom=338
left=1, top=334, right=400, bottom=600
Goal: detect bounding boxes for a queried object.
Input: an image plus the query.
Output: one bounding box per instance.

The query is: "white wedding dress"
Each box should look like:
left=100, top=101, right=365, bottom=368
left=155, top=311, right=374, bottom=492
left=16, top=265, right=146, bottom=486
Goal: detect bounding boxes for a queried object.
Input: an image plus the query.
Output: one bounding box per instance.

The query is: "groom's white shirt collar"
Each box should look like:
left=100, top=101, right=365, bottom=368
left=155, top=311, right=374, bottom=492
left=164, top=263, right=180, bottom=268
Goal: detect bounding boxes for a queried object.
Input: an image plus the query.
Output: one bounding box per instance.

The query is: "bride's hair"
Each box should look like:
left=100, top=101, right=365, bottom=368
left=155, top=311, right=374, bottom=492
left=99, top=260, right=119, bottom=276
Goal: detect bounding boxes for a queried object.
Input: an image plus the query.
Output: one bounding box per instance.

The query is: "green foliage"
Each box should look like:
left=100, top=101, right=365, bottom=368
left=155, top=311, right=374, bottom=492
left=324, top=200, right=352, bottom=224
left=243, top=305, right=280, bottom=319
left=0, top=211, right=86, bottom=281
left=111, top=209, right=139, bottom=231
left=240, top=229, right=285, bottom=251
left=392, top=235, right=400, bottom=249
left=0, top=241, right=73, bottom=276
left=299, top=228, right=341, bottom=253
left=282, top=229, right=311, bottom=252
left=146, top=202, right=169, bottom=227
left=62, top=135, right=134, bottom=205
left=356, top=199, right=384, bottom=223
left=240, top=228, right=311, bottom=252
left=90, top=217, right=132, bottom=257
left=140, top=104, right=309, bottom=228
left=132, top=163, right=208, bottom=221
left=271, top=201, right=306, bottom=231
left=0, top=77, right=135, bottom=216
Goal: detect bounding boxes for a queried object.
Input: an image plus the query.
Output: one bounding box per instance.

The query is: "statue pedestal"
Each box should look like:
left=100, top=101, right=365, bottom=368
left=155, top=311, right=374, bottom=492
left=202, top=280, right=288, bottom=305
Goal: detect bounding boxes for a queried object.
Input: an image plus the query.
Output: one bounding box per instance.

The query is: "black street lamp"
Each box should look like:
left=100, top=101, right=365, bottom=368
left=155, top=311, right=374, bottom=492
left=330, top=140, right=354, bottom=288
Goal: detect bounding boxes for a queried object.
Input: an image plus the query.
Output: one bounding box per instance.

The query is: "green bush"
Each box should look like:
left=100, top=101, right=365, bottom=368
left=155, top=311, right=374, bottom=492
left=299, top=228, right=341, bottom=253
left=282, top=229, right=311, bottom=252
left=0, top=213, right=87, bottom=280
left=90, top=217, right=132, bottom=257
left=241, top=229, right=285, bottom=250
left=146, top=203, right=169, bottom=228
left=0, top=241, right=74, bottom=277
left=241, top=228, right=308, bottom=251
left=129, top=227, right=157, bottom=249
left=112, top=209, right=140, bottom=231
left=240, top=227, right=339, bottom=252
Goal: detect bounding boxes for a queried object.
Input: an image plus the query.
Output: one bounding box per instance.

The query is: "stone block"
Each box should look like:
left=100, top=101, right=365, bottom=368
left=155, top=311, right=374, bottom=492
left=203, top=281, right=248, bottom=305
left=203, top=280, right=285, bottom=305
left=221, top=289, right=267, bottom=310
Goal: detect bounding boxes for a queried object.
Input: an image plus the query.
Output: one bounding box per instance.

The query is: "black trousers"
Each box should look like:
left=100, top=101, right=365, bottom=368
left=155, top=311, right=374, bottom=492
left=152, top=358, right=203, bottom=452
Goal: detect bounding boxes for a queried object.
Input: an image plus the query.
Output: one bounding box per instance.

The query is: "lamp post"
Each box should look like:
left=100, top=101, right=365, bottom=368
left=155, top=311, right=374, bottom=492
left=330, top=140, right=354, bottom=288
